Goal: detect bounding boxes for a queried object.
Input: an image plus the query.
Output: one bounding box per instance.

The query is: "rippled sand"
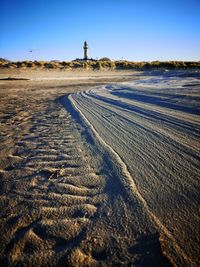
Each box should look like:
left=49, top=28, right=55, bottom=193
left=0, top=69, right=199, bottom=266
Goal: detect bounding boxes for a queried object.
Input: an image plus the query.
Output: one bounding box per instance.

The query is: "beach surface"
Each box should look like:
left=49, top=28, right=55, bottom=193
left=0, top=69, right=199, bottom=266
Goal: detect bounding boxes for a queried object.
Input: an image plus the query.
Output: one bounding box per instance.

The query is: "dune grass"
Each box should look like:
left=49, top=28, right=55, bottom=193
left=0, top=58, right=199, bottom=70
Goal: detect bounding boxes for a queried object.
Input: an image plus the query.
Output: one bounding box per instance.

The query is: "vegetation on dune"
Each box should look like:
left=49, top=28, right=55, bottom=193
left=0, top=58, right=11, bottom=63
left=0, top=58, right=200, bottom=70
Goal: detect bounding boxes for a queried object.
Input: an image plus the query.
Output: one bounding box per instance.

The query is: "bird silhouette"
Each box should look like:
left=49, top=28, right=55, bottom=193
left=29, top=49, right=37, bottom=52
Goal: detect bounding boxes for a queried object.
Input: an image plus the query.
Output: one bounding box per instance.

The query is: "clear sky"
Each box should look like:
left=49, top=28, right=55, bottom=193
left=0, top=0, right=200, bottom=61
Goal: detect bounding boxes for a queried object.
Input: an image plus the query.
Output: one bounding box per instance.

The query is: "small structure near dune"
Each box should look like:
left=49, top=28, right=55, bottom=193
left=99, top=57, right=111, bottom=61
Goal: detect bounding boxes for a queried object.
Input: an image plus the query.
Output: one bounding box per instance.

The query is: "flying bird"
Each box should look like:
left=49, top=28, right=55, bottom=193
left=29, top=49, right=37, bottom=52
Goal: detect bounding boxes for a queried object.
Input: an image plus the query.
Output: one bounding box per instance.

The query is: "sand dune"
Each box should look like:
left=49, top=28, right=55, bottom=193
left=0, top=70, right=199, bottom=266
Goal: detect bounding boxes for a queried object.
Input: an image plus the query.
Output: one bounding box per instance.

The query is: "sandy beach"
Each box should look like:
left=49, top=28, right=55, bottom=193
left=0, top=69, right=199, bottom=267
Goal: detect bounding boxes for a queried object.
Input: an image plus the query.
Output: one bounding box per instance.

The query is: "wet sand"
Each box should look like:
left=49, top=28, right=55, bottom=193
left=0, top=69, right=199, bottom=266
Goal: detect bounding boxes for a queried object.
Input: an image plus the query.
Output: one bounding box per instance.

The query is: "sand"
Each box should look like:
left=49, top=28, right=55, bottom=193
left=0, top=69, right=199, bottom=266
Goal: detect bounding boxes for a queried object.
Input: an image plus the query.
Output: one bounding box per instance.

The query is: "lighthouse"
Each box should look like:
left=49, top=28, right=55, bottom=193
left=83, top=41, right=88, bottom=60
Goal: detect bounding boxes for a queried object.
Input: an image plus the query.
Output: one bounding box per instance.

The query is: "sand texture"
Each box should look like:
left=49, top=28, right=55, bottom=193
left=0, top=70, right=199, bottom=266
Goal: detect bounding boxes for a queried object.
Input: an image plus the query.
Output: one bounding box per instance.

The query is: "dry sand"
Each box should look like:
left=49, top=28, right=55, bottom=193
left=0, top=69, right=199, bottom=267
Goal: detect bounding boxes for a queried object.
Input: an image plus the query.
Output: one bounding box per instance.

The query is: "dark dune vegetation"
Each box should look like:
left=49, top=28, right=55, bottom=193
left=0, top=58, right=200, bottom=70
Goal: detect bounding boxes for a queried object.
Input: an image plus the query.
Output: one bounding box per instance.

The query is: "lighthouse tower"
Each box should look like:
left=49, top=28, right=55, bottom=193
left=83, top=41, right=88, bottom=60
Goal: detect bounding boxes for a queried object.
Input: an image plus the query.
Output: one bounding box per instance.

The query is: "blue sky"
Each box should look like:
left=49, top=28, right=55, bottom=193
left=0, top=0, right=200, bottom=61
